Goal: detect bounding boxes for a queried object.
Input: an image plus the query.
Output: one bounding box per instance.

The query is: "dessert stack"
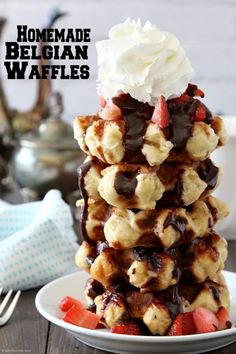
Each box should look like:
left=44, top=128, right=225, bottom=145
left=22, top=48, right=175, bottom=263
left=73, top=19, right=231, bottom=335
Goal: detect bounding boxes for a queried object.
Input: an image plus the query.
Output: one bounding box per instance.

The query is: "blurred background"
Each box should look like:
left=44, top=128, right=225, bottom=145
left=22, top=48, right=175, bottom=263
left=0, top=0, right=235, bottom=120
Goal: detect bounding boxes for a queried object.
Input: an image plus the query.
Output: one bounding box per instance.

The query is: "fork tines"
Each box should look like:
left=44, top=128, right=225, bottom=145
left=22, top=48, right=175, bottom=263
left=0, top=288, right=21, bottom=326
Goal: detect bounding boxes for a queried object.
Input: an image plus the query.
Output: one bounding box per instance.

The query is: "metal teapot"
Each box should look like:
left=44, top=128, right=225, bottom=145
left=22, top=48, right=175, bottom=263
left=11, top=92, right=84, bottom=200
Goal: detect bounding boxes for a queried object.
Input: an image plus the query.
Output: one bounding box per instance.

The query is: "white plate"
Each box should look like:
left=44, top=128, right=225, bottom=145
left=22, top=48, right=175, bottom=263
left=35, top=270, right=236, bottom=354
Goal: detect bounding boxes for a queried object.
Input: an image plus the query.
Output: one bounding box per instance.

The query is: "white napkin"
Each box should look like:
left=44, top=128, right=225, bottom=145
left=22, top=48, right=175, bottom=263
left=0, top=190, right=78, bottom=290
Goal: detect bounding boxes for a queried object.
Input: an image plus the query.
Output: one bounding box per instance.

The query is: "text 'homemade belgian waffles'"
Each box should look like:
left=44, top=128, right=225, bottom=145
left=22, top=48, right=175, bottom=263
left=73, top=19, right=231, bottom=336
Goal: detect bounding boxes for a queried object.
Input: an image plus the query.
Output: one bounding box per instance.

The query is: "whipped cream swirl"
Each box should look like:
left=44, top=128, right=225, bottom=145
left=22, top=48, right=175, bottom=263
left=96, top=18, right=194, bottom=105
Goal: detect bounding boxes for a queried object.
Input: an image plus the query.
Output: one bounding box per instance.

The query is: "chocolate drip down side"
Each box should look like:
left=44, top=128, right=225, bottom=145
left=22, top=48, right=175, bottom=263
left=198, top=159, right=219, bottom=190
left=159, top=285, right=183, bottom=318
left=78, top=160, right=93, bottom=242
left=112, top=94, right=151, bottom=161
left=86, top=278, right=104, bottom=301
left=167, top=98, right=213, bottom=148
left=169, top=113, right=192, bottom=148
left=206, top=201, right=218, bottom=226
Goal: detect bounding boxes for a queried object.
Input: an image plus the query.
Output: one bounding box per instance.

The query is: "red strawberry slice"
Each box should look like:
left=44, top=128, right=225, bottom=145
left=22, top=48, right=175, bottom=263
left=168, top=312, right=197, bottom=336
left=170, top=94, right=190, bottom=104
left=151, top=96, right=170, bottom=128
left=194, top=103, right=206, bottom=122
left=194, top=88, right=205, bottom=98
left=63, top=303, right=100, bottom=329
left=185, top=84, right=205, bottom=98
left=99, top=100, right=122, bottom=120
left=216, top=307, right=231, bottom=330
left=98, top=94, right=106, bottom=108
left=182, top=312, right=197, bottom=335
left=193, top=307, right=219, bottom=333
left=111, top=322, right=142, bottom=335
left=167, top=314, right=183, bottom=336
left=59, top=296, right=83, bottom=312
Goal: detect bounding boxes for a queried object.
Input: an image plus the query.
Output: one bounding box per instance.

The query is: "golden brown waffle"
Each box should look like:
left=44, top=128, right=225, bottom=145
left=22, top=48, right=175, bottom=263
left=76, top=196, right=228, bottom=247
left=74, top=115, right=227, bottom=166
left=84, top=271, right=230, bottom=335
left=78, top=158, right=221, bottom=210
left=76, top=233, right=227, bottom=290
left=74, top=91, right=230, bottom=335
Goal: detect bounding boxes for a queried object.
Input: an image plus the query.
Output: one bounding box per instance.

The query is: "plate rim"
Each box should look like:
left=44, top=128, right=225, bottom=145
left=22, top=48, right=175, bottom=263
left=35, top=270, right=236, bottom=343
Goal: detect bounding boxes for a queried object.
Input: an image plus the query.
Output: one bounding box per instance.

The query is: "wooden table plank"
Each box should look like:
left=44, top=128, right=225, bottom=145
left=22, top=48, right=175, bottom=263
left=47, top=324, right=107, bottom=354
left=46, top=322, right=236, bottom=354
left=0, top=289, right=49, bottom=354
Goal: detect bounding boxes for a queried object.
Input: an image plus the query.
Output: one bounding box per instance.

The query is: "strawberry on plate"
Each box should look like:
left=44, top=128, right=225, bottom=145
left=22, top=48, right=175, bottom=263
left=60, top=296, right=100, bottom=330
left=111, top=322, right=142, bottom=335
left=193, top=307, right=219, bottom=334
left=151, top=96, right=170, bottom=128
left=59, top=296, right=82, bottom=312
left=182, top=312, right=197, bottom=335
left=216, top=307, right=231, bottom=330
left=168, top=312, right=196, bottom=336
left=63, top=303, right=100, bottom=329
left=167, top=314, right=182, bottom=336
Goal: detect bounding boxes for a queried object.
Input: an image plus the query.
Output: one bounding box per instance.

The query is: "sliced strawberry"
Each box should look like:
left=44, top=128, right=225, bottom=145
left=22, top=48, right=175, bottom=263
left=59, top=296, right=83, bottom=312
left=185, top=84, right=205, bottom=98
left=216, top=307, right=231, bottom=330
left=151, top=96, right=170, bottom=128
left=167, top=314, right=183, bottom=336
left=63, top=304, right=100, bottom=329
left=193, top=307, right=219, bottom=334
left=182, top=312, right=197, bottom=335
left=99, top=100, right=122, bottom=120
left=98, top=94, right=106, bottom=108
left=170, top=94, right=190, bottom=104
left=194, top=88, right=205, bottom=98
left=194, top=103, right=206, bottom=122
left=168, top=312, right=196, bottom=336
left=111, top=322, right=142, bottom=335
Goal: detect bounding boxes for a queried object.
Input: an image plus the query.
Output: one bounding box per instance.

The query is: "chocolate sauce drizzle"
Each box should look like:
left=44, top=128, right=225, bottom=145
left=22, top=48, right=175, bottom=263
left=112, top=94, right=152, bottom=161
left=164, top=212, right=187, bottom=236
left=114, top=170, right=138, bottom=198
left=158, top=285, right=183, bottom=318
left=169, top=112, right=193, bottom=148
left=111, top=93, right=213, bottom=160
left=198, top=159, right=219, bottom=189
left=78, top=160, right=93, bottom=242
left=85, top=278, right=104, bottom=300
left=210, top=285, right=220, bottom=304
left=133, top=248, right=165, bottom=273
left=206, top=201, right=218, bottom=225
left=167, top=98, right=213, bottom=148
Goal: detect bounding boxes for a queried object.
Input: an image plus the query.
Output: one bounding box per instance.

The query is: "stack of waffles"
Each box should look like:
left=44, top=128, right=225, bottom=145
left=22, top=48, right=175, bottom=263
left=73, top=87, right=230, bottom=335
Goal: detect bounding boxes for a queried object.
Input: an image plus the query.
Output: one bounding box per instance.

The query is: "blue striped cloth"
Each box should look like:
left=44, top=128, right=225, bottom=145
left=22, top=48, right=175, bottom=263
left=0, top=190, right=78, bottom=290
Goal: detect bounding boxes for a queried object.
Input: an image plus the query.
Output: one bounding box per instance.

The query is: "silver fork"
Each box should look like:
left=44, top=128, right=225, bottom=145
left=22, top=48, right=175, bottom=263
left=0, top=288, right=21, bottom=326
